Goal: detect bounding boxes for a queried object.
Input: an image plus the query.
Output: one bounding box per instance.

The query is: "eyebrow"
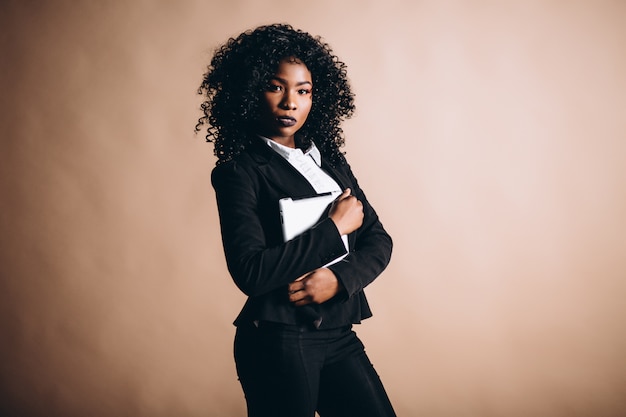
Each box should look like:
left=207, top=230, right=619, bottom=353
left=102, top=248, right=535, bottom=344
left=270, top=76, right=313, bottom=87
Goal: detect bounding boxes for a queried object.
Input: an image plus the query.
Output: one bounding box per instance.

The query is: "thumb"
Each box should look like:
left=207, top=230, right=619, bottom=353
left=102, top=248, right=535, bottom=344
left=337, top=188, right=351, bottom=200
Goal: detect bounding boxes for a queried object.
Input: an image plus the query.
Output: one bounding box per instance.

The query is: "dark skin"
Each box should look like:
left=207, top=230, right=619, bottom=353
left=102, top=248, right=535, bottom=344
left=258, top=58, right=364, bottom=306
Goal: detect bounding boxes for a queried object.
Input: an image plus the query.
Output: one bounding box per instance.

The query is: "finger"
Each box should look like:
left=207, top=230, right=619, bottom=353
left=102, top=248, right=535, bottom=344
left=294, top=271, right=310, bottom=281
left=289, top=290, right=309, bottom=303
left=292, top=271, right=311, bottom=283
left=293, top=296, right=312, bottom=306
left=289, top=291, right=303, bottom=303
left=288, top=281, right=304, bottom=293
left=336, top=188, right=351, bottom=201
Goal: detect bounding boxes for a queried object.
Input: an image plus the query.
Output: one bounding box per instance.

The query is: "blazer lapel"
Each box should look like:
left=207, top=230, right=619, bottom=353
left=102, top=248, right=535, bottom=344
left=247, top=138, right=353, bottom=198
left=248, top=139, right=318, bottom=198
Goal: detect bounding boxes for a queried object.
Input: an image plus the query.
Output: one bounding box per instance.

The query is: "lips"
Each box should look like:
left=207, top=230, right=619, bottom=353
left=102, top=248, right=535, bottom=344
left=276, top=116, right=296, bottom=127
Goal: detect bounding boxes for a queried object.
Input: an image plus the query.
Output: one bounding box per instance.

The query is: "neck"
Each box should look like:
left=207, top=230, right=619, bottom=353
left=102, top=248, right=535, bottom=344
left=259, top=133, right=296, bottom=149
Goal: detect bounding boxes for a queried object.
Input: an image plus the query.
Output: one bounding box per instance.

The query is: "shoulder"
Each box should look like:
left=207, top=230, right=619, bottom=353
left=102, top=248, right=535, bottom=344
left=211, top=143, right=272, bottom=190
left=211, top=154, right=252, bottom=186
left=322, top=151, right=355, bottom=177
left=213, top=138, right=273, bottom=170
left=321, top=150, right=350, bottom=170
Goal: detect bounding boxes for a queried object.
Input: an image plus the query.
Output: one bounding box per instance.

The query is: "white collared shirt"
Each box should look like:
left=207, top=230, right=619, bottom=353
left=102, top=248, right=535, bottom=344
left=259, top=136, right=342, bottom=195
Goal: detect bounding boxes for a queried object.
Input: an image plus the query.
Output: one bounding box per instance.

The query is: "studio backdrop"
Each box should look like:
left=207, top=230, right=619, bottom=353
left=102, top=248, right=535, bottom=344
left=1, top=1, right=625, bottom=416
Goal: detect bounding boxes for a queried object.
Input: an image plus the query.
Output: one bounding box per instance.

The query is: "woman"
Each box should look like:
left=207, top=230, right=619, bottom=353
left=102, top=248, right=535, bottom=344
left=197, top=23, right=396, bottom=417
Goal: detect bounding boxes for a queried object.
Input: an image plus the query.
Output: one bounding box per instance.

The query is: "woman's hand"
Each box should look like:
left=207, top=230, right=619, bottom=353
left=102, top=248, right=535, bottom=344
left=329, top=188, right=363, bottom=235
left=288, top=268, right=344, bottom=306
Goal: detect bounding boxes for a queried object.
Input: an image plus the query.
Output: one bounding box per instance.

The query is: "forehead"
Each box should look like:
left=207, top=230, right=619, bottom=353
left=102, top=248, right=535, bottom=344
left=272, top=59, right=312, bottom=82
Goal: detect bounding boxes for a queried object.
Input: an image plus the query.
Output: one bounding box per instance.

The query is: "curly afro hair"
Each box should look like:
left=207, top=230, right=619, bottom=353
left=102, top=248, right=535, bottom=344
left=196, top=23, right=355, bottom=166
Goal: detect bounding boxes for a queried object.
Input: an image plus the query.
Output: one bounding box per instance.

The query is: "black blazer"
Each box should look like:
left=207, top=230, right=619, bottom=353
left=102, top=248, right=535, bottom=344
left=211, top=138, right=392, bottom=329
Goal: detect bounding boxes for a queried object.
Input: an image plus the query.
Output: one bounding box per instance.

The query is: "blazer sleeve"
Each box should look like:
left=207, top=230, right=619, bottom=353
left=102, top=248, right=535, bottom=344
left=326, top=162, right=393, bottom=298
left=211, top=160, right=348, bottom=297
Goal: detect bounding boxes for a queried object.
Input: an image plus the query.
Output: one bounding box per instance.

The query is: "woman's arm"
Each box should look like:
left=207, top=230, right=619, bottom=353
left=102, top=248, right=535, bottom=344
left=211, top=161, right=348, bottom=297
left=325, top=163, right=393, bottom=298
left=287, top=164, right=393, bottom=305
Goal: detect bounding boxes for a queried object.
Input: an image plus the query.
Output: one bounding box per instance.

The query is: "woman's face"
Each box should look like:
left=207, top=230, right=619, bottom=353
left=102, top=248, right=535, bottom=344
left=258, top=58, right=313, bottom=148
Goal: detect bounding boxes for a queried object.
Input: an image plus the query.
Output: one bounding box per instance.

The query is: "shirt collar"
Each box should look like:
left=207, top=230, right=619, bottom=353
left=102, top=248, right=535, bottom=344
left=258, top=136, right=321, bottom=166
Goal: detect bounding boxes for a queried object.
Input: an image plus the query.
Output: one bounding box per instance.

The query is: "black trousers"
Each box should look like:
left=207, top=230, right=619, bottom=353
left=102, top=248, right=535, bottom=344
left=234, top=322, right=397, bottom=417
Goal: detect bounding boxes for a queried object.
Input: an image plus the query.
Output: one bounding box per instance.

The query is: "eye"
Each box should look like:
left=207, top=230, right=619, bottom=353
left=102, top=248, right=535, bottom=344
left=266, top=84, right=282, bottom=92
left=298, top=88, right=312, bottom=95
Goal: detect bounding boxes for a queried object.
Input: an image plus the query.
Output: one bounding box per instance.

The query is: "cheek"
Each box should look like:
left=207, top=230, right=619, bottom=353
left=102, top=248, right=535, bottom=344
left=259, top=96, right=277, bottom=119
left=303, top=98, right=313, bottom=116
left=261, top=94, right=274, bottom=109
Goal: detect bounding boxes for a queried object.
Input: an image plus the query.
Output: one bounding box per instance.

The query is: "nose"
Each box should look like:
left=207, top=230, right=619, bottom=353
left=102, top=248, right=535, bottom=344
left=279, top=91, right=296, bottom=110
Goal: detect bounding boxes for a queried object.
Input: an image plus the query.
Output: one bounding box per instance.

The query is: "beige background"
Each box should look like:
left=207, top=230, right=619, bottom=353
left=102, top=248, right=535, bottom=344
left=1, top=1, right=625, bottom=416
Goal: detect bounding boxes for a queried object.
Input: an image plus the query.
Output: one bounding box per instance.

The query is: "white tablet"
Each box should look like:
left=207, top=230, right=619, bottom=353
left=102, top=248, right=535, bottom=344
left=279, top=192, right=349, bottom=266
